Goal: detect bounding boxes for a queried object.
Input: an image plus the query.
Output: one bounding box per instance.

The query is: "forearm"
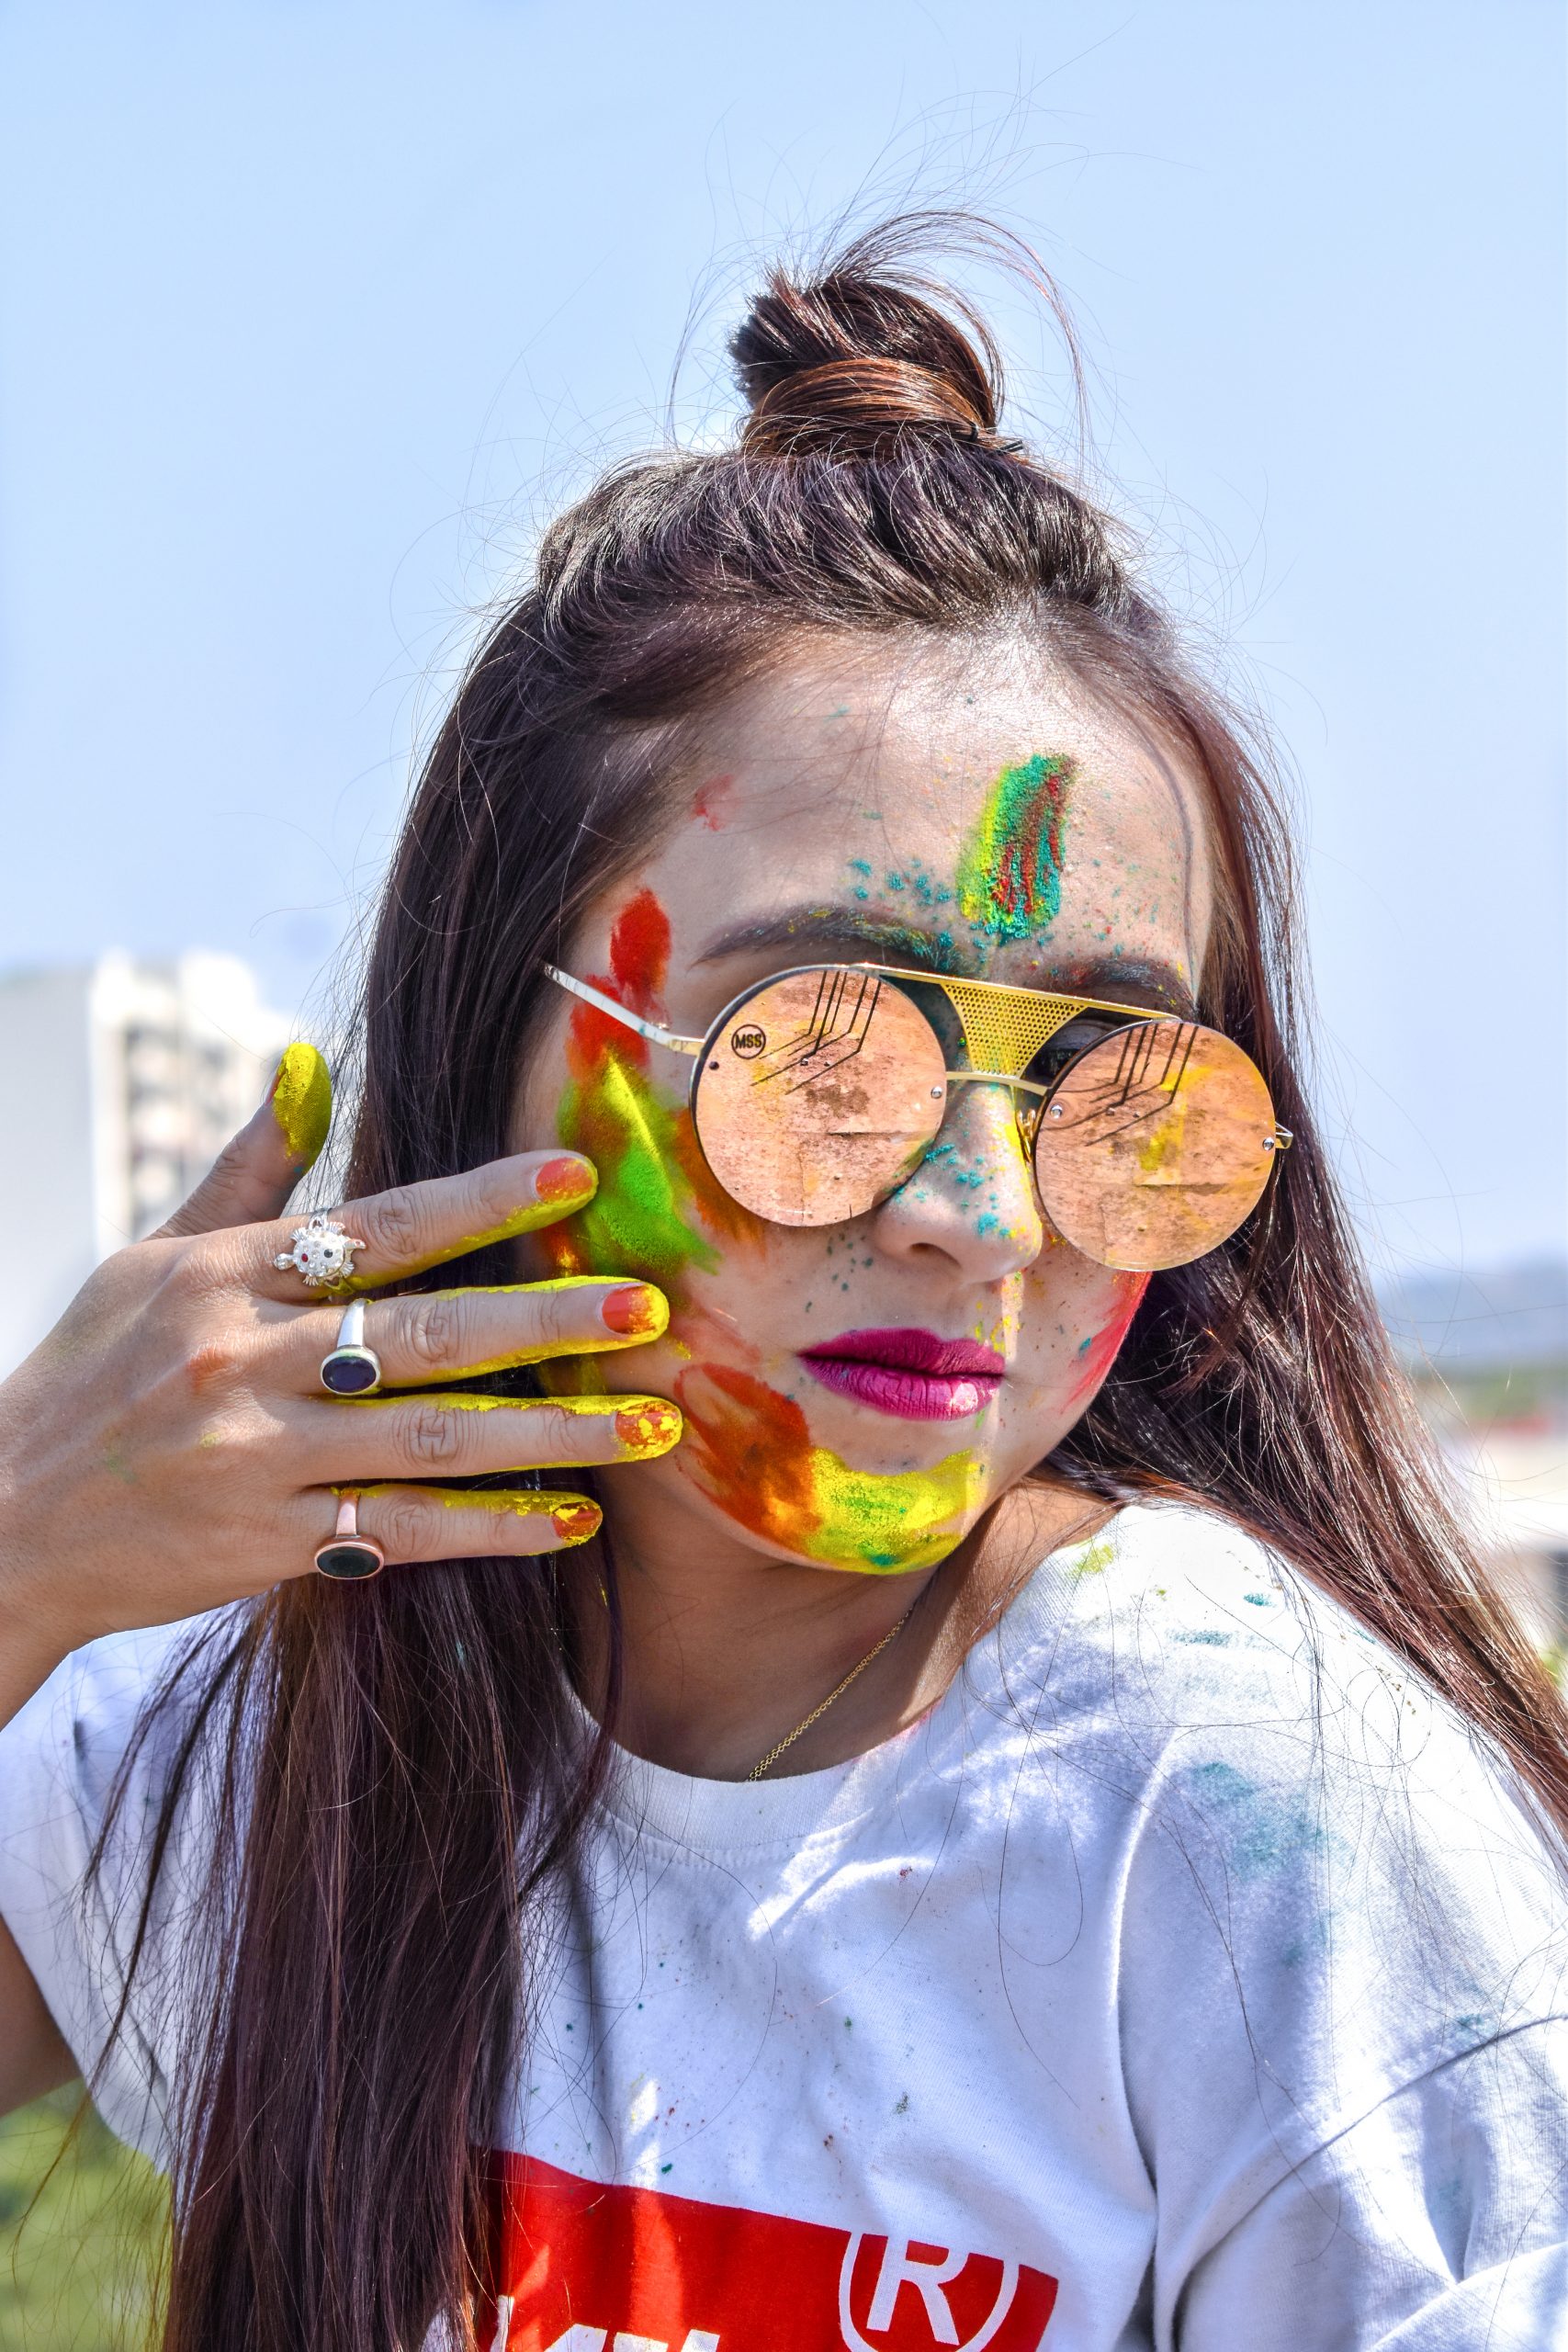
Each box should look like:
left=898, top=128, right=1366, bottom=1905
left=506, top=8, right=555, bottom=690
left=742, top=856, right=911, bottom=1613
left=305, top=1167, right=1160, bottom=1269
left=0, top=1600, right=69, bottom=1735
left=0, top=1467, right=78, bottom=1733
left=0, top=1916, right=76, bottom=2119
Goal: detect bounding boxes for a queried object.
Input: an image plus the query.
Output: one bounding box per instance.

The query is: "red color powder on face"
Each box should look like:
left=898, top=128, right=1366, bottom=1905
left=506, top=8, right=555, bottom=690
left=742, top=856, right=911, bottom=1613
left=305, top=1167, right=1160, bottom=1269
left=608, top=887, right=671, bottom=1009
left=563, top=883, right=763, bottom=1254
left=1066, top=1272, right=1150, bottom=1407
left=563, top=888, right=673, bottom=1080
left=548, top=884, right=764, bottom=1289
left=674, top=1363, right=820, bottom=1552
left=692, top=773, right=737, bottom=831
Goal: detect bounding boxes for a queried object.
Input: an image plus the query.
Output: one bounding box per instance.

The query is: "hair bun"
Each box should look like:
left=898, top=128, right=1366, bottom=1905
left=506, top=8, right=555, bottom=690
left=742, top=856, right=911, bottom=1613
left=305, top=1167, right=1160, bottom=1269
left=732, top=254, right=1004, bottom=460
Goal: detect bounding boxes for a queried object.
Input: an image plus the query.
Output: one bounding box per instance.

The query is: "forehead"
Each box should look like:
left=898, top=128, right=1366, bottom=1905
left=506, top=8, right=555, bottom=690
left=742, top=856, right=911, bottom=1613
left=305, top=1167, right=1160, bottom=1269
left=604, top=636, right=1211, bottom=991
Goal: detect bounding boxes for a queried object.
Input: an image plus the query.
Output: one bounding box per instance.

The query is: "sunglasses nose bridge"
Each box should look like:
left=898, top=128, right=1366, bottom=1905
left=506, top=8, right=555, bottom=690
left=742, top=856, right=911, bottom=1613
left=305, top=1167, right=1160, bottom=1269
left=931, top=1069, right=1043, bottom=1187
left=937, top=1065, right=1045, bottom=1124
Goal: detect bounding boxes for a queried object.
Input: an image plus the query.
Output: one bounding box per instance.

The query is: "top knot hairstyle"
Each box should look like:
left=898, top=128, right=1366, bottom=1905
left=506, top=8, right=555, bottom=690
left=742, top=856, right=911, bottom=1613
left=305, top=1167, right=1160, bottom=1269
left=733, top=254, right=1004, bottom=455
left=107, top=218, right=1568, bottom=2352
left=527, top=220, right=1134, bottom=646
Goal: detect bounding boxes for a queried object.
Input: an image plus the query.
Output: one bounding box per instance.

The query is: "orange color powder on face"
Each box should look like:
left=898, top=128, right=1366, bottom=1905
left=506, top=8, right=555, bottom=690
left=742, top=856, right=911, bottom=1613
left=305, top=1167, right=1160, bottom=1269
left=1066, top=1271, right=1150, bottom=1406
left=678, top=1365, right=819, bottom=1542
left=676, top=1363, right=977, bottom=1574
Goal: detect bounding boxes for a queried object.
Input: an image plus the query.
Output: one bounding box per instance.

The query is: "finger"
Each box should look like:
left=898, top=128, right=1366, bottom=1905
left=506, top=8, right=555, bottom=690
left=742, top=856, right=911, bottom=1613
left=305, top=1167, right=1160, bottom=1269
left=295, top=1277, right=668, bottom=1392
left=256, top=1149, right=597, bottom=1298
left=313, top=1484, right=604, bottom=1571
left=158, top=1045, right=333, bottom=1240
left=307, top=1392, right=682, bottom=1484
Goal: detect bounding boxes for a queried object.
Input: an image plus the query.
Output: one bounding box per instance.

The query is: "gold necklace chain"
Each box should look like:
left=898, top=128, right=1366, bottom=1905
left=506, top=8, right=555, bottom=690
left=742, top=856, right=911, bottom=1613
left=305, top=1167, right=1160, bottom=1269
left=746, top=1596, right=921, bottom=1782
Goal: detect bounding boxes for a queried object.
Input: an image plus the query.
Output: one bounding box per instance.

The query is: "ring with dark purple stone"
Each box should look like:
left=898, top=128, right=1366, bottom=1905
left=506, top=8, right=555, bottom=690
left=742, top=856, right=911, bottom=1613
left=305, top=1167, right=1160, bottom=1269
left=319, top=1298, right=382, bottom=1396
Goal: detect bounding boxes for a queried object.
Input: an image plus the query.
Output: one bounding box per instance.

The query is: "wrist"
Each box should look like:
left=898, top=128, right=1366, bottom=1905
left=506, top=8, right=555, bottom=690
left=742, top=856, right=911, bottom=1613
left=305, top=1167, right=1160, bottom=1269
left=0, top=1498, right=78, bottom=1732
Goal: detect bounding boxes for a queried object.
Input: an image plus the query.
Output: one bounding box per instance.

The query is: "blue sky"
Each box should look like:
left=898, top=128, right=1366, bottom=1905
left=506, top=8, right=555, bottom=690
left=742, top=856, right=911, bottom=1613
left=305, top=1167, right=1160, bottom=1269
left=1, top=1, right=1562, bottom=1269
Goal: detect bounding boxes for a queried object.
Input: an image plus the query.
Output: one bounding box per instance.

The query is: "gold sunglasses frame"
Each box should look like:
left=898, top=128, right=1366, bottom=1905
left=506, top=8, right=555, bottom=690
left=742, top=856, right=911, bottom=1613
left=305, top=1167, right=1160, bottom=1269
left=544, top=958, right=1292, bottom=1157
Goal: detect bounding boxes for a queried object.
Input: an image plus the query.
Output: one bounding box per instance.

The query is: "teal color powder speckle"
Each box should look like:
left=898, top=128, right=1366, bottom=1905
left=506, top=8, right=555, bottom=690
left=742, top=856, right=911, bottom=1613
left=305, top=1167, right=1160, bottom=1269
left=1187, top=1759, right=1330, bottom=1883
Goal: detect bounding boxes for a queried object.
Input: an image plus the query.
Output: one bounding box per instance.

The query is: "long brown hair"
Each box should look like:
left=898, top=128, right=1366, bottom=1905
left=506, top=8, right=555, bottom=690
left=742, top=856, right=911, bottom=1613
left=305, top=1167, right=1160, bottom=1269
left=102, top=219, right=1568, bottom=2351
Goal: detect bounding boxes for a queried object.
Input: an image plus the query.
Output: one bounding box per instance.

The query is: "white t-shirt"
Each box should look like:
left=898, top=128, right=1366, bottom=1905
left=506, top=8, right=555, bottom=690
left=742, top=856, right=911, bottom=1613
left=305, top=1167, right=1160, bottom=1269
left=4, top=1502, right=1567, bottom=2352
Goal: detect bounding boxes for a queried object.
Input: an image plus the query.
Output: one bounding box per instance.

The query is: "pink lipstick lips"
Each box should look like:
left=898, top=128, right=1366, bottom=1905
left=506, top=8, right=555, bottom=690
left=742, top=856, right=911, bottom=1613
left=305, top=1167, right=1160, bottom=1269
left=798, top=1327, right=1006, bottom=1421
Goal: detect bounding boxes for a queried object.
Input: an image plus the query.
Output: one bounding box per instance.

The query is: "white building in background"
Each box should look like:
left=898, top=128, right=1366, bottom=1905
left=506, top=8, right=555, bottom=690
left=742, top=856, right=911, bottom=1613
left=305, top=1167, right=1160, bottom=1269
left=0, top=953, right=290, bottom=1377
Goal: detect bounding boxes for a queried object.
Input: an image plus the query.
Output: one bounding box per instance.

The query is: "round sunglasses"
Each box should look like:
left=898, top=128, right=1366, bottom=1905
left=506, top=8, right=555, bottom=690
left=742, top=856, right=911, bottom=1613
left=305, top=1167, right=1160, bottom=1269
left=546, top=960, right=1292, bottom=1272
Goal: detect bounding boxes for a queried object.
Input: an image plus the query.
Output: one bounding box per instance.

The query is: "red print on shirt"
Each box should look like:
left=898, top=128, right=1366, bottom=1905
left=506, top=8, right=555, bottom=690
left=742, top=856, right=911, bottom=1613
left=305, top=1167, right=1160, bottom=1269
left=481, top=2152, right=1058, bottom=2352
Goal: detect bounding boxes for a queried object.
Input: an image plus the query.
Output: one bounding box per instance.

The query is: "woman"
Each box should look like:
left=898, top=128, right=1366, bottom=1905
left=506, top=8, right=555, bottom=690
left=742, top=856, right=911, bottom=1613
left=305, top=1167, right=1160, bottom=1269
left=1, top=224, right=1565, bottom=2351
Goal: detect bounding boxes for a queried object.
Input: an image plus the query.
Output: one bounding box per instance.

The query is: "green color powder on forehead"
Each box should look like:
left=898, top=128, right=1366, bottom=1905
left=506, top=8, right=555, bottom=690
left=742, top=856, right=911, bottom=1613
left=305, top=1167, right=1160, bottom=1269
left=954, top=753, right=1076, bottom=944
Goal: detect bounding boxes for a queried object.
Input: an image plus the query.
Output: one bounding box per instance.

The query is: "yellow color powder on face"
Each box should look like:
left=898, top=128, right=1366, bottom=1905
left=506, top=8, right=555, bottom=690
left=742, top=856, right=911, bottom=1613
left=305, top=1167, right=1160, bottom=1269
left=675, top=1363, right=984, bottom=1574
left=804, top=1445, right=982, bottom=1573
left=270, top=1042, right=333, bottom=1168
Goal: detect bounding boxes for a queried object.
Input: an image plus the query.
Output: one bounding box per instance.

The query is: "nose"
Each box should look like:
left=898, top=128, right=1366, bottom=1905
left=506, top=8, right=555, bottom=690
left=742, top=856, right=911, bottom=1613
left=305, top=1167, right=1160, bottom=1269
left=870, top=1080, right=1045, bottom=1278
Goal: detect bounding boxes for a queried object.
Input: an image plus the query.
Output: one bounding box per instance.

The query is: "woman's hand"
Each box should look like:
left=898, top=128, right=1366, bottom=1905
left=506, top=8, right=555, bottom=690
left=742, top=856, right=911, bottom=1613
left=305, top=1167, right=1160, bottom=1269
left=0, top=1051, right=676, bottom=1724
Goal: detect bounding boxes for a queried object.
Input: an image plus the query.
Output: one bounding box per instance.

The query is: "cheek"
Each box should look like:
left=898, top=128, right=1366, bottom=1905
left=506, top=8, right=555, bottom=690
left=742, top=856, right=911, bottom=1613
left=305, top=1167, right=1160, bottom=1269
left=1064, top=1268, right=1150, bottom=1406
left=1015, top=1247, right=1149, bottom=1409
left=539, top=1051, right=765, bottom=1297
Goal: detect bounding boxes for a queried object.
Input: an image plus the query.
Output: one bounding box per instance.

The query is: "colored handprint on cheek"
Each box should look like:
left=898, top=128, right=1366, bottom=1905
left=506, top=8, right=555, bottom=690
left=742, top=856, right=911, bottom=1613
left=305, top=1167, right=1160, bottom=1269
left=543, top=888, right=761, bottom=1297
left=674, top=1363, right=981, bottom=1575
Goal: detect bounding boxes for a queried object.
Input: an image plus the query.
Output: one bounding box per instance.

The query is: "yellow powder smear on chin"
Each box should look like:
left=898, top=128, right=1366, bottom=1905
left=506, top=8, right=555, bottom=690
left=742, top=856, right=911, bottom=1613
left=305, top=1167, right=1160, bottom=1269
left=676, top=1363, right=984, bottom=1574
left=271, top=1042, right=333, bottom=1167
left=807, top=1447, right=981, bottom=1574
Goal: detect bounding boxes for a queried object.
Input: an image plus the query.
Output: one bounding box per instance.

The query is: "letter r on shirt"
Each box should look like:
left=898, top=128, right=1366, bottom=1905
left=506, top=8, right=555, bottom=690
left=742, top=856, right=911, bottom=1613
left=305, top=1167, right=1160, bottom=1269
left=867, top=2240, right=967, bottom=2344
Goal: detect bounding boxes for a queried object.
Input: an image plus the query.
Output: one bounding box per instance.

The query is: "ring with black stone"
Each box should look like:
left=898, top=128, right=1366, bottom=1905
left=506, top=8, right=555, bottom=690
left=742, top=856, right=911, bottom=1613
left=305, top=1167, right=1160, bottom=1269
left=319, top=1297, right=382, bottom=1396
left=314, top=1492, right=386, bottom=1581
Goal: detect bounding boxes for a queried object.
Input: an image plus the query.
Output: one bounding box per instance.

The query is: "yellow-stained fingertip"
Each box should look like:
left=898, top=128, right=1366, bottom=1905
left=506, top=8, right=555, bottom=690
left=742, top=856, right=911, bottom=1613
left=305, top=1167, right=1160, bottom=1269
left=434, top=1485, right=601, bottom=1540
left=331, top=1484, right=604, bottom=1549
left=270, top=1041, right=333, bottom=1169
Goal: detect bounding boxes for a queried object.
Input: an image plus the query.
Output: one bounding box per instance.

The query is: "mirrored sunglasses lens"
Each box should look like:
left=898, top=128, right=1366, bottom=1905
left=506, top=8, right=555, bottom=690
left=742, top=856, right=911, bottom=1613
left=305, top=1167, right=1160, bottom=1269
left=1032, top=1020, right=1281, bottom=1271
left=693, top=969, right=948, bottom=1227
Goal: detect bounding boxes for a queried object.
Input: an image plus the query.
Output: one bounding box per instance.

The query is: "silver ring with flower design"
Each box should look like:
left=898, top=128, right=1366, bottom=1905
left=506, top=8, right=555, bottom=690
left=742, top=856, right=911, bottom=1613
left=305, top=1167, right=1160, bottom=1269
left=274, top=1213, right=367, bottom=1290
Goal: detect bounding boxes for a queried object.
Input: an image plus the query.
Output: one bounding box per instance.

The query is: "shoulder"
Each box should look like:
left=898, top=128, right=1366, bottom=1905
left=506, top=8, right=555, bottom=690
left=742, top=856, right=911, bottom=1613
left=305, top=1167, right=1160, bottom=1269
left=1, top=1611, right=232, bottom=1849
left=0, top=1609, right=244, bottom=2165
left=1008, top=1498, right=1556, bottom=1844
left=983, top=1501, right=1568, bottom=2147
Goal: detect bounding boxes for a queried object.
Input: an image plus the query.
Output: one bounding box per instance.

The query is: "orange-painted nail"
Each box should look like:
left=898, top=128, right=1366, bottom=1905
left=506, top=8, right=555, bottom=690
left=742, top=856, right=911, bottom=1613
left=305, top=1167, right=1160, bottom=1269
left=601, top=1283, right=667, bottom=1338
left=613, top=1399, right=682, bottom=1457
left=534, top=1156, right=595, bottom=1204
left=551, top=1499, right=603, bottom=1544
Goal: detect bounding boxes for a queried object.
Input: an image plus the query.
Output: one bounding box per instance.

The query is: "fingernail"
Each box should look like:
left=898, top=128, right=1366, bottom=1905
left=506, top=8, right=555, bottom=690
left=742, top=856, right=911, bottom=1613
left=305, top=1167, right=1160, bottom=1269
left=268, top=1042, right=332, bottom=1168
left=551, top=1499, right=603, bottom=1544
left=613, top=1399, right=683, bottom=1457
left=601, top=1283, right=668, bottom=1338
left=534, top=1156, right=596, bottom=1205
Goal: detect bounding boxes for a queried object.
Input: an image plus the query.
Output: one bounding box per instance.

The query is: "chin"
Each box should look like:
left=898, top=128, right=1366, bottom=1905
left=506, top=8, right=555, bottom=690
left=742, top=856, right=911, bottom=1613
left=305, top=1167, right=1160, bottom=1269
left=671, top=1358, right=997, bottom=1575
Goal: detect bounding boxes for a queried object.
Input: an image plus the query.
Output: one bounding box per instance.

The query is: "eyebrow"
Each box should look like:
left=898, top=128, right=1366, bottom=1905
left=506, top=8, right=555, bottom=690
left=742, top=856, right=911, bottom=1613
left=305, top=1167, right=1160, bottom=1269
left=694, top=907, right=1199, bottom=1018
left=698, top=908, right=982, bottom=974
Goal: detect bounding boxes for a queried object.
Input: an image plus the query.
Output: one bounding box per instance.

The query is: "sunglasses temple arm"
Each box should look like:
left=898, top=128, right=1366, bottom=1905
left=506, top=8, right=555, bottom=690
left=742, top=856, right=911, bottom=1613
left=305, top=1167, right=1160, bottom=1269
left=543, top=966, right=703, bottom=1057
